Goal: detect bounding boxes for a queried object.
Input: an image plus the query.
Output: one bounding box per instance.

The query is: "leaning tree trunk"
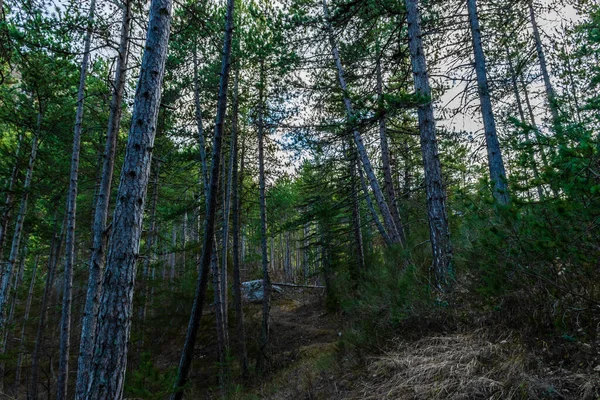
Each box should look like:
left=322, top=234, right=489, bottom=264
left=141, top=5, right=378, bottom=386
left=405, top=0, right=453, bottom=289
left=323, top=0, right=403, bottom=245
left=171, top=0, right=235, bottom=395
left=528, top=0, right=559, bottom=125
left=57, top=0, right=96, bottom=397
left=256, top=60, right=272, bottom=374
left=358, top=166, right=392, bottom=246
left=75, top=1, right=130, bottom=398
left=505, top=42, right=544, bottom=200
left=85, top=0, right=172, bottom=396
left=29, top=211, right=64, bottom=400
left=231, top=70, right=248, bottom=376
left=466, top=0, right=510, bottom=205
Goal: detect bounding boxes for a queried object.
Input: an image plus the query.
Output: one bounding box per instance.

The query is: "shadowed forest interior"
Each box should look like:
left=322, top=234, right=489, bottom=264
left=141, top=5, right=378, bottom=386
left=0, top=0, right=599, bottom=398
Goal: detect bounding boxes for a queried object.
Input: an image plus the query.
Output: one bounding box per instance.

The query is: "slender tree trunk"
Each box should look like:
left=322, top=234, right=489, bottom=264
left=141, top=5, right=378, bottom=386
left=528, top=0, right=559, bottom=125
left=256, top=61, right=272, bottom=374
left=505, top=43, right=544, bottom=200
left=323, top=0, right=402, bottom=245
left=75, top=2, right=130, bottom=397
left=466, top=0, right=510, bottom=205
left=230, top=71, right=248, bottom=378
left=376, top=52, right=403, bottom=238
left=57, top=0, right=97, bottom=396
left=211, top=245, right=226, bottom=384
left=521, top=78, right=551, bottom=170
left=193, top=45, right=209, bottom=192
left=358, top=166, right=391, bottom=246
left=85, top=0, right=172, bottom=395
left=0, top=131, right=38, bottom=344
left=406, top=0, right=453, bottom=289
left=221, top=72, right=241, bottom=347
left=14, top=255, right=37, bottom=392
left=29, top=211, right=64, bottom=400
left=171, top=0, right=235, bottom=394
left=350, top=155, right=365, bottom=271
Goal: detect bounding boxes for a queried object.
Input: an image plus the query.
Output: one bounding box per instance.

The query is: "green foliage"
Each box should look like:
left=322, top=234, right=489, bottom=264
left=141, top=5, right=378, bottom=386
left=126, top=352, right=177, bottom=400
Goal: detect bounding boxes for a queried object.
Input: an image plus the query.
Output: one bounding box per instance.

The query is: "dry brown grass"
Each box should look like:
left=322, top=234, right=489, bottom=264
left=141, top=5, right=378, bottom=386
left=352, top=332, right=600, bottom=400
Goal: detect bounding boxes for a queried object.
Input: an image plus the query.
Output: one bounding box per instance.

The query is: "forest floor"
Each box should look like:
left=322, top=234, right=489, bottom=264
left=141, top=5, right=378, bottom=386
left=226, top=288, right=600, bottom=400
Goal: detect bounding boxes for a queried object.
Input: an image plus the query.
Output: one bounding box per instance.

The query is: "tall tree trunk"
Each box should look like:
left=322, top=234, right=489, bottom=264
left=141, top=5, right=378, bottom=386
left=323, top=0, right=403, bottom=245
left=29, top=211, right=64, bottom=400
left=350, top=155, right=365, bottom=271
left=358, top=166, right=391, bottom=246
left=528, top=0, right=559, bottom=125
left=0, top=131, right=38, bottom=345
left=14, top=255, right=37, bottom=391
left=171, top=0, right=235, bottom=395
left=57, top=0, right=97, bottom=396
left=75, top=1, right=130, bottom=397
left=85, top=0, right=172, bottom=395
left=505, top=42, right=544, bottom=200
left=405, top=0, right=453, bottom=289
left=521, top=73, right=559, bottom=198
left=230, top=70, right=248, bottom=378
left=256, top=60, right=272, bottom=374
left=376, top=51, right=403, bottom=238
left=193, top=45, right=209, bottom=191
left=466, top=0, right=510, bottom=205
left=221, top=70, right=241, bottom=347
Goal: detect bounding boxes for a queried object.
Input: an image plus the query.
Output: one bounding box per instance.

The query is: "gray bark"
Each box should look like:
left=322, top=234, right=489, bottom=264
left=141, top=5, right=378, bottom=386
left=358, top=166, right=392, bottom=246
left=350, top=156, right=365, bottom=271
left=466, top=0, right=510, bottom=205
left=505, top=43, right=544, bottom=200
left=323, top=0, right=402, bottom=245
left=528, top=0, right=559, bottom=125
left=406, top=0, right=453, bottom=289
left=256, top=61, right=271, bottom=374
left=57, top=0, right=97, bottom=396
left=193, top=45, right=209, bottom=192
left=376, top=53, right=404, bottom=240
left=230, top=70, right=248, bottom=378
left=75, top=1, right=130, bottom=397
left=171, top=0, right=235, bottom=394
left=85, top=0, right=172, bottom=395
